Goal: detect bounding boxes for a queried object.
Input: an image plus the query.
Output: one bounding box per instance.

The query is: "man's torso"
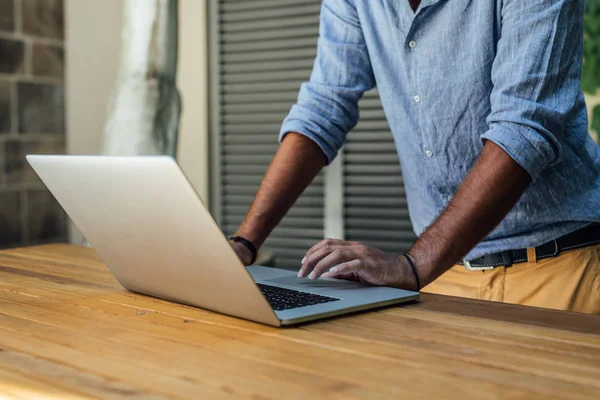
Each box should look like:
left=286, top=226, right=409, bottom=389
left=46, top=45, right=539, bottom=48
left=351, top=0, right=600, bottom=259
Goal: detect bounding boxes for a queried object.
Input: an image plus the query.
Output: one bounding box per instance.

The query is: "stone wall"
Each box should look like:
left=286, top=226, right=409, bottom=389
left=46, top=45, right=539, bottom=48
left=0, top=0, right=66, bottom=248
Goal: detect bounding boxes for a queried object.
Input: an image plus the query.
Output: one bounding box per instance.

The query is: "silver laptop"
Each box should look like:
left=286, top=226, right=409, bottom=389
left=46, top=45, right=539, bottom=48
left=27, top=155, right=419, bottom=326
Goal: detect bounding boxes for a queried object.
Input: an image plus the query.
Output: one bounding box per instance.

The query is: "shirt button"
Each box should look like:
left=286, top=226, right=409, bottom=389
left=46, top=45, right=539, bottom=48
left=425, top=150, right=433, bottom=157
left=413, top=95, right=421, bottom=103
left=408, top=40, right=417, bottom=48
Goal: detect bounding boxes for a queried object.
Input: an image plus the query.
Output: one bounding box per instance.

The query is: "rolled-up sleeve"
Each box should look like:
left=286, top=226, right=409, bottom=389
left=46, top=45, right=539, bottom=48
left=481, top=0, right=584, bottom=181
left=279, top=0, right=375, bottom=164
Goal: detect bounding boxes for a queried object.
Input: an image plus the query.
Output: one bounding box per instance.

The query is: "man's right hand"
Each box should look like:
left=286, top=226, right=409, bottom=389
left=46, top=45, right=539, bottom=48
left=230, top=240, right=254, bottom=266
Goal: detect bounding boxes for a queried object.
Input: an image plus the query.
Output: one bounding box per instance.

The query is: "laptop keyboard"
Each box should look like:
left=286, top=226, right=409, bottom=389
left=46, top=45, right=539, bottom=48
left=257, top=284, right=340, bottom=311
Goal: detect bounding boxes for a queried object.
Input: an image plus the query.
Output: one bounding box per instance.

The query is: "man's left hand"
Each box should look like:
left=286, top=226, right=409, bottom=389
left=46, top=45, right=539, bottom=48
left=297, top=239, right=420, bottom=290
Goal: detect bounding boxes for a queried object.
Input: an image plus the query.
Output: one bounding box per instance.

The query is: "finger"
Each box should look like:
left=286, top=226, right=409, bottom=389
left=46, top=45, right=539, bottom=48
left=302, top=238, right=349, bottom=264
left=309, top=249, right=357, bottom=280
left=298, top=241, right=350, bottom=278
left=321, top=271, right=358, bottom=281
left=298, top=244, right=339, bottom=278
left=321, top=259, right=363, bottom=279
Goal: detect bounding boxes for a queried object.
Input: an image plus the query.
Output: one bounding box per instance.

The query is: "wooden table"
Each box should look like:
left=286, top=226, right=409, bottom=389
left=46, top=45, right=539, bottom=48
left=0, top=245, right=598, bottom=399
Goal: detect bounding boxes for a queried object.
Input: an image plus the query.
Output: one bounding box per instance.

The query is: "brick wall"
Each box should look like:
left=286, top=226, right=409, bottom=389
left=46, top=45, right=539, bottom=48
left=0, top=0, right=67, bottom=248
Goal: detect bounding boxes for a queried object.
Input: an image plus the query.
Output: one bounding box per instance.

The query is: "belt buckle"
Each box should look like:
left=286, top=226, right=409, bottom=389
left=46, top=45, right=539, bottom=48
left=463, top=260, right=494, bottom=271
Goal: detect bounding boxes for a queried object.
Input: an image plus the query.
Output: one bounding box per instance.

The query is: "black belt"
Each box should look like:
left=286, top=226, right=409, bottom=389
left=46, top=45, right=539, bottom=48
left=460, top=223, right=600, bottom=270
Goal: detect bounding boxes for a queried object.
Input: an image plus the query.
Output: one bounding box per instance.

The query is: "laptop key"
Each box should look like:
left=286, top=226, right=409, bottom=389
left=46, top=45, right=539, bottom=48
left=257, top=284, right=340, bottom=311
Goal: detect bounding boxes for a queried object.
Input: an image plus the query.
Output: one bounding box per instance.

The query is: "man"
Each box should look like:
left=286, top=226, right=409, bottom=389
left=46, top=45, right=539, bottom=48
left=229, top=0, right=600, bottom=314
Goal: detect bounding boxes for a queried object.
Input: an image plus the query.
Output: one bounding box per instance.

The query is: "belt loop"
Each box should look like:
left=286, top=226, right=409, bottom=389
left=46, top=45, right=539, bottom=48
left=501, top=251, right=513, bottom=267
left=527, top=247, right=537, bottom=263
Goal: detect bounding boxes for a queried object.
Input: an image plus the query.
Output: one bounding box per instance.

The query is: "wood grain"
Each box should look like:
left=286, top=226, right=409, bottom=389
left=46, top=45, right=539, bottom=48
left=0, top=244, right=598, bottom=399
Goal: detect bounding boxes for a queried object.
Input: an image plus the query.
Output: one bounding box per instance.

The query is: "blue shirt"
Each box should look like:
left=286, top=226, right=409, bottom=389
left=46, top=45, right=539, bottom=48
left=279, top=0, right=600, bottom=261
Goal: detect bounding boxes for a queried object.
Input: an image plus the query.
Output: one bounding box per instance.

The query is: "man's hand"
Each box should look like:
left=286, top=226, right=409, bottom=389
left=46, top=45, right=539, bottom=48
left=295, top=142, right=530, bottom=291
left=230, top=240, right=253, bottom=266
left=407, top=141, right=532, bottom=284
left=297, top=239, right=419, bottom=290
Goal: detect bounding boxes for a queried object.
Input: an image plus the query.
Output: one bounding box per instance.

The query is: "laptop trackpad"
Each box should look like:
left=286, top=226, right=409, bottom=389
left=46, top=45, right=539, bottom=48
left=265, top=275, right=365, bottom=290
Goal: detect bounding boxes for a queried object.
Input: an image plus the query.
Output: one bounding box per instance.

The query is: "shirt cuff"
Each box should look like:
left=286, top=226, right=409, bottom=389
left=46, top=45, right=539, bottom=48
left=480, top=122, right=560, bottom=181
left=279, top=105, right=345, bottom=164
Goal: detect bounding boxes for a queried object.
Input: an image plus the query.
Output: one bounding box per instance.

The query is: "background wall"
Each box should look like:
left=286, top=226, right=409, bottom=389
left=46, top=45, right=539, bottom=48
left=0, top=0, right=67, bottom=249
left=65, top=0, right=209, bottom=244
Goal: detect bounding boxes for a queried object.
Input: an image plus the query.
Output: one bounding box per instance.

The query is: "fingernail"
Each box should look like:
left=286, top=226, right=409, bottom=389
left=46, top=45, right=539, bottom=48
left=329, top=266, right=338, bottom=273
left=308, top=272, right=316, bottom=280
left=301, top=256, right=306, bottom=264
left=297, top=269, right=303, bottom=278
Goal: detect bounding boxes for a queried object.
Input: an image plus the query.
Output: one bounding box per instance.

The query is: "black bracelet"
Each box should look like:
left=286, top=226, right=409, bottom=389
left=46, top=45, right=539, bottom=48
left=402, top=253, right=421, bottom=291
left=230, top=236, right=258, bottom=265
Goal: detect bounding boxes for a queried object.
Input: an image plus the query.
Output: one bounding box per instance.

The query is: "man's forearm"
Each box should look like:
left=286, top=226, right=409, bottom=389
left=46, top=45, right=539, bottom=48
left=409, top=141, right=532, bottom=286
left=234, top=133, right=327, bottom=249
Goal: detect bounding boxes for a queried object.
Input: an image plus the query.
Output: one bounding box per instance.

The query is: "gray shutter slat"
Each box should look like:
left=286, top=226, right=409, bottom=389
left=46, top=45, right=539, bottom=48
left=222, top=155, right=281, bottom=164
left=345, top=186, right=406, bottom=196
left=345, top=154, right=402, bottom=163
left=353, top=121, right=392, bottom=131
left=223, top=103, right=293, bottom=114
left=224, top=184, right=322, bottom=196
left=346, top=196, right=408, bottom=207
left=222, top=92, right=302, bottom=104
left=223, top=70, right=310, bottom=84
left=265, top=237, right=319, bottom=249
left=359, top=109, right=387, bottom=120
left=223, top=59, right=314, bottom=74
left=274, top=258, right=308, bottom=270
left=222, top=48, right=316, bottom=63
left=223, top=144, right=280, bottom=154
left=222, top=123, right=289, bottom=134
left=221, top=3, right=320, bottom=23
left=221, top=0, right=322, bottom=13
left=224, top=175, right=324, bottom=186
left=345, top=143, right=397, bottom=152
left=225, top=195, right=323, bottom=207
left=346, top=218, right=413, bottom=230
left=223, top=165, right=270, bottom=175
left=363, top=90, right=381, bottom=98
left=346, top=208, right=411, bottom=219
left=347, top=132, right=395, bottom=142
left=223, top=81, right=306, bottom=93
left=222, top=38, right=317, bottom=54
left=345, top=165, right=403, bottom=174
left=225, top=216, right=323, bottom=228
left=225, top=205, right=323, bottom=218
left=345, top=176, right=405, bottom=186
left=222, top=114, right=287, bottom=124
left=223, top=26, right=317, bottom=44
left=221, top=17, right=318, bottom=34
left=225, top=225, right=323, bottom=239
left=223, top=134, right=279, bottom=143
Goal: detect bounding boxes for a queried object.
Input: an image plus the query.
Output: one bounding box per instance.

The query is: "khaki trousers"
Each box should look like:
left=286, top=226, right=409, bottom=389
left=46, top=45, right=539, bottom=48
left=422, top=244, right=600, bottom=314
